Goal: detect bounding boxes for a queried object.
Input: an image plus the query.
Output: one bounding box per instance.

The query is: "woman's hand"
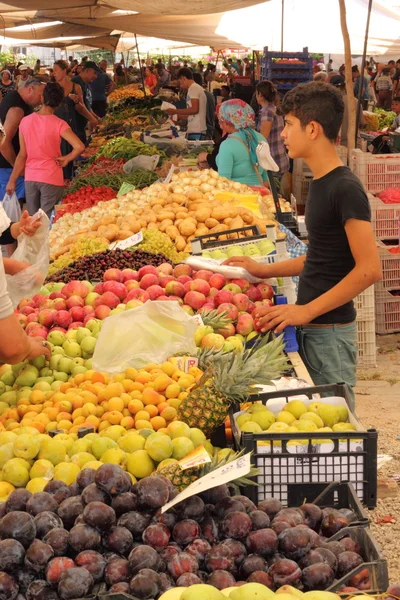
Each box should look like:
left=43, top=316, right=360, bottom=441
left=19, top=210, right=41, bottom=236
left=26, top=338, right=51, bottom=360
left=197, top=152, right=208, bottom=163
left=55, top=156, right=70, bottom=168
left=5, top=180, right=15, bottom=196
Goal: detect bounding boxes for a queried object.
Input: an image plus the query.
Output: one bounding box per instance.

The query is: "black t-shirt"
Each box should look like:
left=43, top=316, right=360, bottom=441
left=297, top=166, right=371, bottom=324
left=393, top=68, right=400, bottom=82
left=0, top=90, right=32, bottom=168
left=72, top=75, right=90, bottom=135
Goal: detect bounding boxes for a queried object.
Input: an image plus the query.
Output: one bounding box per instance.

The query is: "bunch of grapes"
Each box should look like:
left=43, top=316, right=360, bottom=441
left=48, top=238, right=110, bottom=276
left=135, top=229, right=189, bottom=264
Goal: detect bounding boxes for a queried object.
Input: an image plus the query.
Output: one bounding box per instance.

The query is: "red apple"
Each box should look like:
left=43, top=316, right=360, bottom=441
left=157, top=263, right=173, bottom=276
left=93, top=283, right=104, bottom=294
left=18, top=298, right=34, bottom=309
left=236, top=313, right=254, bottom=335
left=39, top=309, right=57, bottom=328
left=140, top=274, right=159, bottom=289
left=246, top=285, right=262, bottom=302
left=167, top=295, right=184, bottom=305
left=121, top=268, right=139, bottom=282
left=209, top=273, right=226, bottom=290
left=26, top=313, right=39, bottom=324
left=99, top=291, right=120, bottom=309
left=177, top=275, right=192, bottom=285
left=193, top=269, right=213, bottom=282
left=25, top=322, right=42, bottom=334
left=190, top=279, right=210, bottom=296
left=82, top=305, right=94, bottom=316
left=103, top=268, right=123, bottom=282
left=165, top=281, right=185, bottom=297
left=68, top=321, right=84, bottom=330
left=138, top=265, right=159, bottom=279
left=216, top=324, right=236, bottom=338
left=232, top=293, right=250, bottom=312
left=69, top=306, right=85, bottom=322
left=30, top=327, right=48, bottom=338
left=16, top=314, right=27, bottom=327
left=147, top=285, right=165, bottom=300
left=217, top=302, right=238, bottom=321
left=61, top=281, right=90, bottom=298
left=21, top=306, right=36, bottom=316
left=230, top=278, right=250, bottom=292
left=103, top=281, right=127, bottom=301
left=214, top=289, right=234, bottom=306
left=173, top=264, right=192, bottom=278
left=32, top=294, right=47, bottom=307
left=125, top=280, right=140, bottom=291
left=54, top=310, right=72, bottom=328
left=124, top=289, right=149, bottom=303
left=52, top=298, right=67, bottom=311
left=49, top=292, right=66, bottom=300
left=184, top=291, right=206, bottom=310
left=257, top=283, right=274, bottom=300
left=66, top=296, right=85, bottom=309
left=159, top=275, right=175, bottom=288
left=94, top=305, right=111, bottom=320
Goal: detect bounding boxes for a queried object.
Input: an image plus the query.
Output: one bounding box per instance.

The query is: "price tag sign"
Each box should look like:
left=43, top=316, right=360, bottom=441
left=161, top=453, right=252, bottom=513
left=117, top=182, right=136, bottom=197
left=191, top=314, right=204, bottom=327
left=110, top=231, right=143, bottom=251
left=163, top=163, right=176, bottom=184
left=178, top=445, right=211, bottom=471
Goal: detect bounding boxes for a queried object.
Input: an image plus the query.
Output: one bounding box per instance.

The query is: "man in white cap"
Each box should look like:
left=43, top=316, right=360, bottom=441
left=16, top=65, right=29, bottom=89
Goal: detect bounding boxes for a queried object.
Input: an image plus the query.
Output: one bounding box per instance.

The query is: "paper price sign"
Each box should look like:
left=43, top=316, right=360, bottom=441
left=110, top=231, right=143, bottom=251
left=161, top=452, right=251, bottom=513
left=191, top=313, right=204, bottom=327
left=117, top=182, right=136, bottom=197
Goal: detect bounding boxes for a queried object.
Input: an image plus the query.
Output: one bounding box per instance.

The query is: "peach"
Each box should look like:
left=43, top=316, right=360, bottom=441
left=66, top=296, right=85, bottom=309
left=52, top=298, right=67, bottom=311
left=209, top=273, right=226, bottom=289
left=215, top=290, right=234, bottom=307
left=190, top=279, right=210, bottom=296
left=184, top=291, right=206, bottom=310
left=165, top=281, right=185, bottom=297
left=246, top=285, right=262, bottom=302
left=124, top=289, right=149, bottom=303
left=147, top=285, right=165, bottom=300
left=121, top=268, right=139, bottom=282
left=103, top=268, right=124, bottom=282
left=257, top=283, right=274, bottom=300
left=140, top=274, right=159, bottom=289
left=158, top=263, right=173, bottom=276
left=216, top=324, right=236, bottom=338
left=177, top=275, right=192, bottom=285
left=103, top=281, right=127, bottom=300
left=232, top=293, right=250, bottom=312
left=159, top=275, right=175, bottom=288
left=94, top=305, right=111, bottom=320
left=217, top=302, right=238, bottom=320
left=173, top=264, right=192, bottom=278
left=69, top=307, right=85, bottom=322
left=125, top=280, right=140, bottom=291
left=236, top=313, right=254, bottom=335
left=193, top=269, right=213, bottom=281
left=61, top=281, right=90, bottom=298
left=138, top=265, right=159, bottom=279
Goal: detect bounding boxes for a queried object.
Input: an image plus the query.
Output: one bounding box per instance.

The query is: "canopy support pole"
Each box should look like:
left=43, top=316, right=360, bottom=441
left=355, top=0, right=373, bottom=144
left=338, top=0, right=356, bottom=151
left=134, top=33, right=146, bottom=97
left=281, top=0, right=284, bottom=52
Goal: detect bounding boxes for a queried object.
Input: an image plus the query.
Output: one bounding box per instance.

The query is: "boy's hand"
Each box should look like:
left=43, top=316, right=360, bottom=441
left=253, top=304, right=313, bottom=334
left=19, top=210, right=41, bottom=236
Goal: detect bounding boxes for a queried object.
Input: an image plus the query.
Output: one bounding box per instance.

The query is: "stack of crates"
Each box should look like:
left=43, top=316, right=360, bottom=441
left=375, top=243, right=400, bottom=334
left=260, top=47, right=312, bottom=94
left=355, top=287, right=377, bottom=367
left=350, top=148, right=400, bottom=194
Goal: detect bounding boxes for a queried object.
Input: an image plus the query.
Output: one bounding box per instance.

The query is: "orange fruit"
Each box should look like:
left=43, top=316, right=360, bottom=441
left=135, top=410, right=150, bottom=422
left=108, top=411, right=122, bottom=425
left=43, top=407, right=58, bottom=420
left=60, top=383, right=73, bottom=393
left=74, top=374, right=86, bottom=385
left=144, top=405, right=158, bottom=418
left=150, top=416, right=166, bottom=431
left=103, top=383, right=124, bottom=401
left=130, top=382, right=144, bottom=392
left=32, top=422, right=46, bottom=433
left=125, top=367, right=138, bottom=381
left=135, top=372, right=152, bottom=385
left=91, top=372, right=106, bottom=384
left=83, top=370, right=95, bottom=381
left=99, top=420, right=110, bottom=431
left=30, top=390, right=46, bottom=405
left=128, top=399, right=144, bottom=415
left=160, top=361, right=177, bottom=376
left=121, top=416, right=134, bottom=429
left=142, top=389, right=162, bottom=406
left=135, top=419, right=153, bottom=430
left=165, top=383, right=181, bottom=399
left=108, top=397, right=124, bottom=412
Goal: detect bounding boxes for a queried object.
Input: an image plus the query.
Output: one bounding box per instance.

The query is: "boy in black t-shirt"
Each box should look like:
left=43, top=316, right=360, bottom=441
left=224, top=82, right=381, bottom=407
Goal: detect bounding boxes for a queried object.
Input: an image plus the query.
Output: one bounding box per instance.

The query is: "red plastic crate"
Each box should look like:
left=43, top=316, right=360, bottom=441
left=369, top=193, right=400, bottom=240
left=375, top=289, right=400, bottom=334
left=350, top=149, right=400, bottom=194
left=375, top=245, right=400, bottom=291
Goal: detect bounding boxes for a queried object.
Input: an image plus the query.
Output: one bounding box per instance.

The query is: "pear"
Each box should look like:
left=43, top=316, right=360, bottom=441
left=220, top=588, right=237, bottom=598
left=181, top=584, right=225, bottom=600
left=276, top=586, right=304, bottom=597
left=158, top=589, right=186, bottom=600
left=303, top=592, right=341, bottom=600
left=230, top=583, right=275, bottom=600
left=316, top=404, right=341, bottom=428
left=284, top=400, right=307, bottom=419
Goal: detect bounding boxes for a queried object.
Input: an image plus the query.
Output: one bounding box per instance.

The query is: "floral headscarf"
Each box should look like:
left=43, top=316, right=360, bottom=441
left=218, top=99, right=259, bottom=165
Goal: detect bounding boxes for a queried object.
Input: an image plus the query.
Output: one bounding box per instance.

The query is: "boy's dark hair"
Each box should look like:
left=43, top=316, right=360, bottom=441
left=351, top=65, right=359, bottom=73
left=43, top=82, right=64, bottom=108
left=393, top=96, right=400, bottom=102
left=192, top=72, right=203, bottom=86
left=221, top=85, right=230, bottom=93
left=177, top=67, right=193, bottom=80
left=281, top=82, right=344, bottom=141
left=256, top=80, right=278, bottom=103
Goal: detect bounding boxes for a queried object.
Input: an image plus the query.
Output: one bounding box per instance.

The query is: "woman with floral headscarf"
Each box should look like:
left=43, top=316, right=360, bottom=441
left=216, top=99, right=268, bottom=187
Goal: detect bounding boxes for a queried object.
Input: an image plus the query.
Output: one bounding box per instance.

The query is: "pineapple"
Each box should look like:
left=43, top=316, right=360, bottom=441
left=177, top=334, right=288, bottom=437
left=156, top=450, right=259, bottom=492
left=200, top=308, right=233, bottom=330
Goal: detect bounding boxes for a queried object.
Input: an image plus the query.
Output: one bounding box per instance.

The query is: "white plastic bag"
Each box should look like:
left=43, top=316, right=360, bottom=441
left=6, top=209, right=50, bottom=307
left=2, top=192, right=21, bottom=223
left=93, top=301, right=198, bottom=373
left=123, top=155, right=160, bottom=173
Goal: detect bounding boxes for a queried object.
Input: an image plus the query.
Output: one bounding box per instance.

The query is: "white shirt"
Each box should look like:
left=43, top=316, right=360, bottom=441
left=186, top=82, right=206, bottom=134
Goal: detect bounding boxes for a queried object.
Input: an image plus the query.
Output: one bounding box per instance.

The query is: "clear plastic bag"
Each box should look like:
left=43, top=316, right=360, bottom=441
left=123, top=155, right=160, bottom=173
left=93, top=301, right=198, bottom=373
left=2, top=192, right=21, bottom=223
left=6, top=209, right=50, bottom=307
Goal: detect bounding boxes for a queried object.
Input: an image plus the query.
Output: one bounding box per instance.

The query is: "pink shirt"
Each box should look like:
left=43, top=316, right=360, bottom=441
left=19, top=113, right=69, bottom=186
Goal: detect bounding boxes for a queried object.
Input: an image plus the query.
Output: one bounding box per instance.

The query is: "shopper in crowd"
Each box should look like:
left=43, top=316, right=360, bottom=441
left=352, top=65, right=369, bottom=108
left=391, top=59, right=400, bottom=97
left=33, top=59, right=41, bottom=75
left=156, top=64, right=171, bottom=90
left=220, top=85, right=231, bottom=101
left=68, top=56, right=74, bottom=68
left=237, top=59, right=244, bottom=76
left=72, top=61, right=101, bottom=145
left=113, top=64, right=125, bottom=85
left=224, top=82, right=381, bottom=407
left=339, top=64, right=345, bottom=77
left=243, top=57, right=253, bottom=76
left=0, top=78, right=44, bottom=202
left=165, top=67, right=207, bottom=140
left=375, top=67, right=393, bottom=109
left=70, top=59, right=79, bottom=74
left=314, top=71, right=328, bottom=82
left=204, top=64, right=216, bottom=85
left=6, top=83, right=84, bottom=217
left=0, top=70, right=15, bottom=99
left=90, top=59, right=114, bottom=119
left=216, top=99, right=268, bottom=187
left=388, top=59, right=396, bottom=78
left=144, top=67, right=158, bottom=94
left=391, top=96, right=400, bottom=130
left=330, top=74, right=363, bottom=147
left=255, top=80, right=289, bottom=178
left=192, top=72, right=215, bottom=139
left=15, top=65, right=29, bottom=89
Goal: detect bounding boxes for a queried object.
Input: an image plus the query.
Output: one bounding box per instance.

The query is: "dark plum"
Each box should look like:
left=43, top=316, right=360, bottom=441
left=247, top=571, right=273, bottom=587
left=5, top=489, right=32, bottom=513
left=69, top=483, right=80, bottom=497
left=105, top=558, right=130, bottom=586
left=159, top=545, right=182, bottom=563
left=258, top=498, right=282, bottom=519
left=43, top=528, right=69, bottom=557
left=232, top=496, right=257, bottom=513
left=274, top=508, right=304, bottom=527
left=340, top=536, right=362, bottom=554
left=172, top=519, right=201, bottom=546
left=201, top=484, right=230, bottom=504
left=0, top=511, right=36, bottom=548
left=25, top=539, right=54, bottom=574
left=57, top=497, right=84, bottom=529
left=221, top=511, right=252, bottom=540
left=167, top=553, right=199, bottom=580
left=249, top=510, right=270, bottom=530
left=321, top=510, right=349, bottom=537
left=110, top=582, right=130, bottom=593
left=215, top=498, right=245, bottom=518
left=320, top=540, right=346, bottom=557
left=34, top=512, right=63, bottom=539
left=0, top=572, right=18, bottom=600
left=76, top=469, right=96, bottom=490
left=336, top=551, right=363, bottom=578
left=0, top=506, right=5, bottom=519
left=81, top=483, right=110, bottom=506
left=129, top=568, right=161, bottom=600
left=142, top=523, right=170, bottom=549
left=74, top=515, right=85, bottom=526
left=208, top=570, right=236, bottom=589
left=186, top=539, right=212, bottom=563
left=26, top=580, right=59, bottom=600
left=104, top=526, right=134, bottom=555
left=240, top=554, right=267, bottom=578
left=205, top=544, right=235, bottom=573
left=159, top=572, right=174, bottom=591
left=246, top=529, right=278, bottom=556
left=152, top=509, right=177, bottom=529
left=271, top=520, right=292, bottom=535
left=300, top=504, right=323, bottom=531
left=82, top=502, right=116, bottom=532
left=26, top=493, right=58, bottom=517
left=302, top=563, right=335, bottom=590
left=111, top=493, right=137, bottom=516
left=176, top=573, right=202, bottom=586
left=68, top=524, right=101, bottom=552
left=118, top=511, right=151, bottom=540
left=129, top=545, right=162, bottom=574
left=43, top=480, right=69, bottom=497
left=220, top=539, right=247, bottom=566
left=46, top=557, right=75, bottom=586
left=180, top=496, right=205, bottom=520
left=278, top=527, right=312, bottom=560
left=57, top=567, right=93, bottom=600
left=296, top=525, right=321, bottom=548
left=15, top=570, right=35, bottom=594
left=95, top=464, right=131, bottom=496
left=0, top=539, right=25, bottom=571
left=135, top=477, right=170, bottom=509
left=268, top=558, right=302, bottom=588
left=201, top=517, right=219, bottom=544
left=75, top=550, right=105, bottom=582
left=300, top=548, right=337, bottom=572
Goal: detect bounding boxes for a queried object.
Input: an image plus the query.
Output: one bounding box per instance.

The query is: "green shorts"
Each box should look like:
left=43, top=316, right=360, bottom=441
left=297, top=322, right=357, bottom=411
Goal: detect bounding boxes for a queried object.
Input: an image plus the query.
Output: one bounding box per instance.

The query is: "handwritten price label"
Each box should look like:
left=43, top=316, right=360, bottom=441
left=110, top=231, right=143, bottom=251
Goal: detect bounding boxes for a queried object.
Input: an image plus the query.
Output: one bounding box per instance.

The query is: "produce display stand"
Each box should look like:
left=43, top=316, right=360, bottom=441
left=260, top=46, right=313, bottom=94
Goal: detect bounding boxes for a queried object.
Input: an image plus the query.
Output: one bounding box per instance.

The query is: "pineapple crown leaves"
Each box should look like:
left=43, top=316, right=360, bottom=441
left=200, top=308, right=234, bottom=329
left=202, top=333, right=289, bottom=400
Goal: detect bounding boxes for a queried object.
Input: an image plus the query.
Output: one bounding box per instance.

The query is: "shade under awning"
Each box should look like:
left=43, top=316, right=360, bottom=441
left=3, top=22, right=112, bottom=39
left=37, top=33, right=121, bottom=51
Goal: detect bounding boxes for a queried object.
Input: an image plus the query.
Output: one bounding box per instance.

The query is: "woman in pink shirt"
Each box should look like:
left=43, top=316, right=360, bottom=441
left=6, top=83, right=84, bottom=216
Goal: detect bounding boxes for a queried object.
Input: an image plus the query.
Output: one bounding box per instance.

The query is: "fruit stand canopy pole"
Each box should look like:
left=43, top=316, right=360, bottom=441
left=355, top=0, right=373, bottom=145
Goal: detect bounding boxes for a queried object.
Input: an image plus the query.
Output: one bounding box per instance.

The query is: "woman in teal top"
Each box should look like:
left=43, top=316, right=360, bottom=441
left=216, top=99, right=268, bottom=187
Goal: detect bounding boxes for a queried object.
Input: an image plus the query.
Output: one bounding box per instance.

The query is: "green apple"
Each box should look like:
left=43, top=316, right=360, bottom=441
left=316, top=404, right=341, bottom=428
left=1, top=371, right=15, bottom=386
left=54, top=371, right=69, bottom=382
left=276, top=411, right=296, bottom=425
left=72, top=357, right=85, bottom=367
left=243, top=244, right=260, bottom=256
left=31, top=355, right=46, bottom=370
left=39, top=368, right=53, bottom=377
left=76, top=327, right=92, bottom=344
left=80, top=336, right=97, bottom=356
left=47, top=330, right=66, bottom=346
left=62, top=340, right=82, bottom=358
left=58, top=358, right=73, bottom=374
left=52, top=346, right=65, bottom=356
left=251, top=410, right=275, bottom=430
left=299, top=412, right=323, bottom=428
left=283, top=400, right=307, bottom=419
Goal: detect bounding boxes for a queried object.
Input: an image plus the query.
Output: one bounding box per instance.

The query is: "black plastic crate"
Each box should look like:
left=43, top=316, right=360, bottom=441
left=231, top=383, right=378, bottom=508
left=310, top=481, right=369, bottom=527
left=191, top=225, right=262, bottom=254
left=327, top=527, right=389, bottom=594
